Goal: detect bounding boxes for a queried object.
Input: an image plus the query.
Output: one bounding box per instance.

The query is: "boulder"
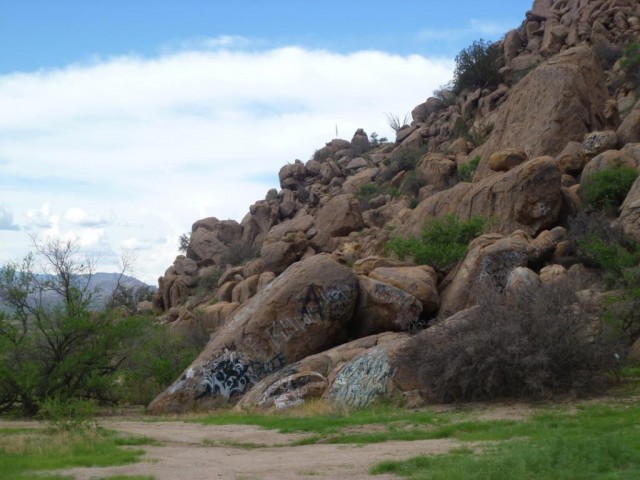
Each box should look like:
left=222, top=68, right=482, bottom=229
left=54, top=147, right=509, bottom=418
left=341, top=168, right=379, bottom=194
left=368, top=265, right=439, bottom=313
left=583, top=131, right=619, bottom=156
left=345, top=157, right=368, bottom=171
left=350, top=276, right=422, bottom=338
left=351, top=129, right=370, bottom=155
left=437, top=228, right=565, bottom=318
left=475, top=47, right=606, bottom=179
left=237, top=332, right=409, bottom=410
left=581, top=149, right=636, bottom=185
left=148, top=255, right=359, bottom=413
left=556, top=141, right=586, bottom=174
left=400, top=156, right=562, bottom=238
left=260, top=234, right=308, bottom=275
left=352, top=256, right=408, bottom=275
left=314, top=194, right=364, bottom=237
left=411, top=97, right=445, bottom=123
left=617, top=109, right=640, bottom=146
left=619, top=175, right=640, bottom=243
left=488, top=149, right=527, bottom=172
left=415, top=153, right=457, bottom=191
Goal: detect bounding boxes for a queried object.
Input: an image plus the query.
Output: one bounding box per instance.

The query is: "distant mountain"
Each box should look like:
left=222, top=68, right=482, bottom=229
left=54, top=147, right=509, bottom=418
left=0, top=272, right=156, bottom=313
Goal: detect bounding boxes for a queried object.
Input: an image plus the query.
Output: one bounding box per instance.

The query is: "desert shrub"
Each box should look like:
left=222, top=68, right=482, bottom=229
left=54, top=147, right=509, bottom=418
left=115, top=319, right=206, bottom=406
left=385, top=112, right=411, bottom=134
left=621, top=40, right=640, bottom=85
left=357, top=182, right=379, bottom=200
left=453, top=119, right=493, bottom=147
left=432, top=81, right=456, bottom=105
left=569, top=211, right=640, bottom=344
left=387, top=215, right=486, bottom=270
left=581, top=166, right=637, bottom=212
left=399, top=281, right=620, bottom=402
left=400, top=171, right=422, bottom=197
left=178, top=232, right=191, bottom=253
left=457, top=155, right=481, bottom=182
left=452, top=39, right=503, bottom=94
left=392, top=145, right=426, bottom=172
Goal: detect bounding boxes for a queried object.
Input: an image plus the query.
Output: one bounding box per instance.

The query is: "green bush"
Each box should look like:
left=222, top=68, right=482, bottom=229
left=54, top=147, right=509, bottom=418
left=581, top=166, right=638, bottom=211
left=452, top=39, right=502, bottom=94
left=115, top=319, right=205, bottom=405
left=357, top=182, right=380, bottom=200
left=457, top=155, right=480, bottom=182
left=621, top=40, right=640, bottom=85
left=387, top=214, right=487, bottom=270
left=393, top=145, right=426, bottom=172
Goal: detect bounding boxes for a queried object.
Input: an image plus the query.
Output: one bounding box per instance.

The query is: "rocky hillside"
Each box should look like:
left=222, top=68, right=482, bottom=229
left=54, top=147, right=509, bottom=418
left=148, top=0, right=640, bottom=414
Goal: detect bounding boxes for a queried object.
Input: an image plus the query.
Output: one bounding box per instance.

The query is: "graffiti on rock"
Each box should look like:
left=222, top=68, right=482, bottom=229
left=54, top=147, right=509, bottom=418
left=301, top=285, right=325, bottom=324
left=198, top=350, right=251, bottom=400
left=198, top=350, right=287, bottom=401
left=328, top=348, right=392, bottom=409
left=259, top=371, right=327, bottom=410
left=247, top=352, right=287, bottom=380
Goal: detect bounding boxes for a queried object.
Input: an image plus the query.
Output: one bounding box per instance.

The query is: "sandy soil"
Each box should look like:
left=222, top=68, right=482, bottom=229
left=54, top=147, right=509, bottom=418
left=43, top=419, right=464, bottom=480
left=0, top=401, right=539, bottom=480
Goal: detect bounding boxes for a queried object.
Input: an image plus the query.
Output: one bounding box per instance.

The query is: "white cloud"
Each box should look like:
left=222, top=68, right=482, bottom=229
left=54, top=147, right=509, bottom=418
left=0, top=43, right=454, bottom=284
left=64, top=207, right=109, bottom=227
left=0, top=204, right=20, bottom=230
left=26, top=203, right=59, bottom=230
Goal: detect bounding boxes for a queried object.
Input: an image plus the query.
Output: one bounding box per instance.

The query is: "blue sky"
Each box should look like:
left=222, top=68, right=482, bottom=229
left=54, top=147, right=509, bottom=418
left=0, top=1, right=532, bottom=283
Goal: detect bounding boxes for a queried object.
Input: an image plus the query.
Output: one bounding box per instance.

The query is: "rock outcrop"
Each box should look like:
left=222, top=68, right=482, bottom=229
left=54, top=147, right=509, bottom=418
left=149, top=0, right=640, bottom=412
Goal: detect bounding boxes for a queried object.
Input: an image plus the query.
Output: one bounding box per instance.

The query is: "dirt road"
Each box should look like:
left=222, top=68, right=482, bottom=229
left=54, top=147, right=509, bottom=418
left=54, top=419, right=464, bottom=480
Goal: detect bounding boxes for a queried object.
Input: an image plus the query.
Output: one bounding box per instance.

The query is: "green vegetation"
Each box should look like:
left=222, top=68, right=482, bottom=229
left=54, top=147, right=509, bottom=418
left=457, top=155, right=480, bottom=182
left=453, top=119, right=493, bottom=148
left=581, top=165, right=638, bottom=212
left=452, top=39, right=502, bottom=94
left=387, top=215, right=487, bottom=270
left=178, top=232, right=191, bottom=253
left=621, top=40, right=640, bottom=85
left=356, top=182, right=380, bottom=201
left=371, top=404, right=640, bottom=479
left=0, top=425, right=152, bottom=480
left=0, top=238, right=203, bottom=415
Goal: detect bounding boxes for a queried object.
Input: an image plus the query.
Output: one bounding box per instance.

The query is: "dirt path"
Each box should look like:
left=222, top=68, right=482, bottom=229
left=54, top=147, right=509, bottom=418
left=53, top=419, right=464, bottom=480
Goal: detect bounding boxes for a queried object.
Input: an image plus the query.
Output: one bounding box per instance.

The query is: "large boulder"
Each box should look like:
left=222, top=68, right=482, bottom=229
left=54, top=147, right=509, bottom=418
left=438, top=228, right=566, bottom=318
left=237, top=332, right=409, bottom=410
left=475, top=46, right=607, bottom=179
left=619, top=175, right=640, bottom=243
left=400, top=156, right=562, bottom=238
left=349, top=276, right=422, bottom=338
left=368, top=265, right=439, bottom=313
left=314, top=194, right=364, bottom=237
left=148, top=255, right=359, bottom=413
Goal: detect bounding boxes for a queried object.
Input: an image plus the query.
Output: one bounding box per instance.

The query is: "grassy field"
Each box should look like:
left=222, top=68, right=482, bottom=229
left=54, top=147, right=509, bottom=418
left=2, top=368, right=639, bottom=479
left=0, top=424, right=154, bottom=480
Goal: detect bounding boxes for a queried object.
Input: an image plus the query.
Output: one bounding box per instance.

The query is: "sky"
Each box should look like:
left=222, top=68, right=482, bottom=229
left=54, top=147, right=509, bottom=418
left=0, top=1, right=531, bottom=285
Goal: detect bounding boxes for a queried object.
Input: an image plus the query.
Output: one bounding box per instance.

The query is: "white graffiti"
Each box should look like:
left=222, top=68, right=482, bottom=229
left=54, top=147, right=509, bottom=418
left=328, top=348, right=392, bottom=409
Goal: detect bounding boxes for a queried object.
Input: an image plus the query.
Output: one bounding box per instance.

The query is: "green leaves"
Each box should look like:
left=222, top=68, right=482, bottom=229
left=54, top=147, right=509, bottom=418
left=387, top=214, right=487, bottom=270
left=581, top=165, right=637, bottom=212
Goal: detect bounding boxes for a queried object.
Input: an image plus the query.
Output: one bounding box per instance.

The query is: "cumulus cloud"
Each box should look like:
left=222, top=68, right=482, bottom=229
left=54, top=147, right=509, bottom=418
left=26, top=203, right=58, bottom=229
left=0, top=43, right=454, bottom=283
left=64, top=207, right=109, bottom=227
left=0, top=204, right=20, bottom=230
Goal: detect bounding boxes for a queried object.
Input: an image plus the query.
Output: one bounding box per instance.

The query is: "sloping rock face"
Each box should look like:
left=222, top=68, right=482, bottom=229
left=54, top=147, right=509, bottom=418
left=148, top=254, right=358, bottom=413
left=150, top=0, right=640, bottom=412
left=400, top=156, right=562, bottom=238
left=475, top=46, right=606, bottom=178
left=238, top=332, right=408, bottom=410
left=438, top=227, right=566, bottom=318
